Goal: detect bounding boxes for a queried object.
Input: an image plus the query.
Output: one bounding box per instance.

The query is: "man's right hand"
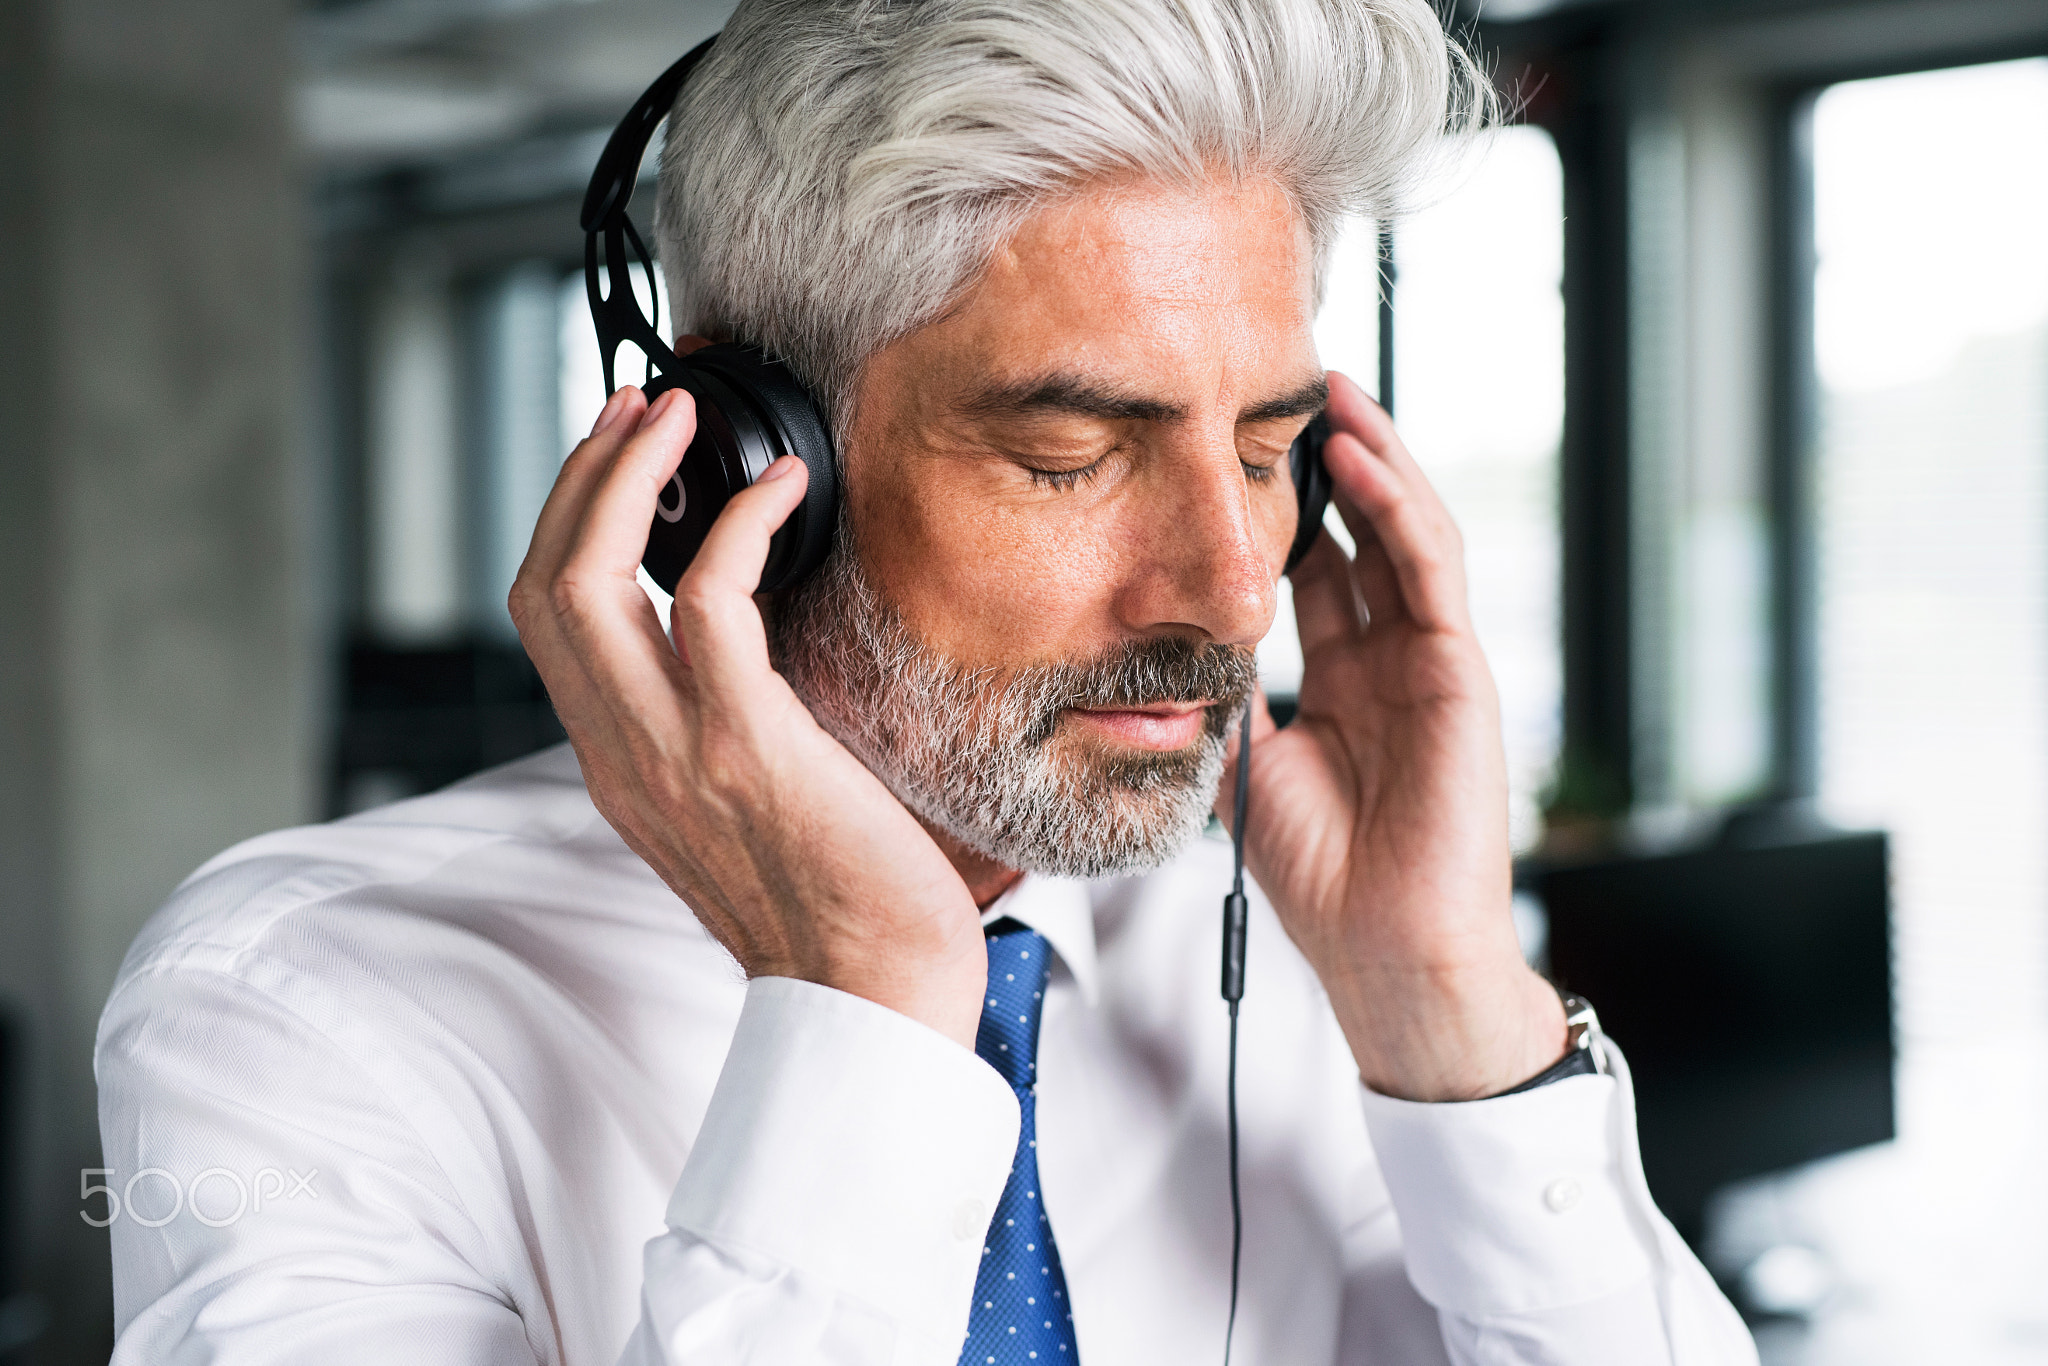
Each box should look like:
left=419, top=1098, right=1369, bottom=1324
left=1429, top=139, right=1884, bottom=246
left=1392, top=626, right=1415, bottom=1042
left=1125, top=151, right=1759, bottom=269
left=510, top=385, right=989, bottom=1048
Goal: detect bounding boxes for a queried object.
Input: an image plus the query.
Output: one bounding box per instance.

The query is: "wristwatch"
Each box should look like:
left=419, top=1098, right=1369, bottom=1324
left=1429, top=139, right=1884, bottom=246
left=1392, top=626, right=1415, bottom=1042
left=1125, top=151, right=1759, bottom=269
left=1486, top=991, right=1607, bottom=1098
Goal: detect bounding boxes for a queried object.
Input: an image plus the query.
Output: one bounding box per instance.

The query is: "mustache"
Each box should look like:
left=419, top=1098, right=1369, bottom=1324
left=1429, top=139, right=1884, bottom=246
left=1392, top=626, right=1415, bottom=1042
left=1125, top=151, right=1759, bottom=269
left=768, top=540, right=1245, bottom=875
left=1011, top=637, right=1260, bottom=749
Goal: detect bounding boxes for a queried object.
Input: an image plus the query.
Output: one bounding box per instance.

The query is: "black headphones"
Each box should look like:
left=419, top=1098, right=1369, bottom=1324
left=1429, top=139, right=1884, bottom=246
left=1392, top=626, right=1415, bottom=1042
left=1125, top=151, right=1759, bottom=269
left=583, top=35, right=1334, bottom=595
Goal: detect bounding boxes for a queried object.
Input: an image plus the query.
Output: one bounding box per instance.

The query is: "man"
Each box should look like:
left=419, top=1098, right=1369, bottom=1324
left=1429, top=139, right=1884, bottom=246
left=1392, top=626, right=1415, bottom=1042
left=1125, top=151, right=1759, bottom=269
left=98, top=0, right=1758, bottom=1362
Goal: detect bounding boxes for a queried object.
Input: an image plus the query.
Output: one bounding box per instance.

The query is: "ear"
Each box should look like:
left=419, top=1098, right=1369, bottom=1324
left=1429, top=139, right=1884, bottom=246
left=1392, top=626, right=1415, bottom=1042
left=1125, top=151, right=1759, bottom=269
left=675, top=334, right=715, bottom=357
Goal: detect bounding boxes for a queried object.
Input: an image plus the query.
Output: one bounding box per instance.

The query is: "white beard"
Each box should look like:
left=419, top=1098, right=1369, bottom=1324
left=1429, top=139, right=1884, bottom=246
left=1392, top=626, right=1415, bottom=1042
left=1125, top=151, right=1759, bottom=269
left=769, top=534, right=1255, bottom=879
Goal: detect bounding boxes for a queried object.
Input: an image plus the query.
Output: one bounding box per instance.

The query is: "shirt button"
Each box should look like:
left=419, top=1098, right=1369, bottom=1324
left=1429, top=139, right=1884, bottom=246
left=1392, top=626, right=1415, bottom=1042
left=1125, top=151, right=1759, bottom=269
left=1543, top=1177, right=1582, bottom=1213
left=953, top=1198, right=989, bottom=1241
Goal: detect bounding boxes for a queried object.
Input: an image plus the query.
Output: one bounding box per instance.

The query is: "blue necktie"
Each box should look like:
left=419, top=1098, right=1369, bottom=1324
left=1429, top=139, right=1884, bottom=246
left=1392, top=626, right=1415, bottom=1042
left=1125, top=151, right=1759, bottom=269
left=960, top=921, right=1081, bottom=1366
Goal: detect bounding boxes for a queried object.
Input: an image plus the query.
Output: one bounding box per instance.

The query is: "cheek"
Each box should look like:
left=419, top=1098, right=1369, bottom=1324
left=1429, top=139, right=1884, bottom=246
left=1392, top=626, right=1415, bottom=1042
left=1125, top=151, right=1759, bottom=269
left=878, top=496, right=1124, bottom=665
left=1263, top=475, right=1302, bottom=571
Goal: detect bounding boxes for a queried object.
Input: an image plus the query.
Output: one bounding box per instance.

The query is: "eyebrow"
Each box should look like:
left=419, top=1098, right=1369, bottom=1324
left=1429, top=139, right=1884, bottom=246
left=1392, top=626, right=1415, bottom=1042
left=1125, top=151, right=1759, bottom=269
left=1239, top=376, right=1330, bottom=425
left=957, top=372, right=1329, bottom=427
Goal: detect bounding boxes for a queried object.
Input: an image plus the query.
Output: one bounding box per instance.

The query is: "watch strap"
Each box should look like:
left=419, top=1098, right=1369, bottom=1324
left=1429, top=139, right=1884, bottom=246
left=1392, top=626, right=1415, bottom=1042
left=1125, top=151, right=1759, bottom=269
left=1484, top=991, right=1606, bottom=1099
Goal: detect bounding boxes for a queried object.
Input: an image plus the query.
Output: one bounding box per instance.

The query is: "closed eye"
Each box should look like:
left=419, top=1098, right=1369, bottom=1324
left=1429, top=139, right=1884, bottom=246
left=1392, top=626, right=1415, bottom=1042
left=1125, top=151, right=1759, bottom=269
left=1029, top=456, right=1278, bottom=490
left=1024, top=459, right=1106, bottom=491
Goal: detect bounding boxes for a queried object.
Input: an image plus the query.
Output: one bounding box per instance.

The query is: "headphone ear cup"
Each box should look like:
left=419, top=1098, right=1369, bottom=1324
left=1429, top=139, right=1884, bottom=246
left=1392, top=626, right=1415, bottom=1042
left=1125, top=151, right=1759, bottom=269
left=637, top=343, right=839, bottom=595
left=1284, top=413, right=1333, bottom=574
left=684, top=344, right=838, bottom=592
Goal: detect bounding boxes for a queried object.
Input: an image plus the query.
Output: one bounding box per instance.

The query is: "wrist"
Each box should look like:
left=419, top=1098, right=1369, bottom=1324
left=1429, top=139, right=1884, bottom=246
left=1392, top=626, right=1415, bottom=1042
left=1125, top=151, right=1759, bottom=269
left=775, top=929, right=988, bottom=1051
left=1330, top=961, right=1567, bottom=1102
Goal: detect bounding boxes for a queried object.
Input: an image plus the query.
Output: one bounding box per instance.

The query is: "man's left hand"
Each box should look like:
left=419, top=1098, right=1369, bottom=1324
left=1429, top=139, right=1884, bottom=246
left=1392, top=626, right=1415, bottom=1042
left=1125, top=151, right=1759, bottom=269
left=1220, top=370, right=1566, bottom=1102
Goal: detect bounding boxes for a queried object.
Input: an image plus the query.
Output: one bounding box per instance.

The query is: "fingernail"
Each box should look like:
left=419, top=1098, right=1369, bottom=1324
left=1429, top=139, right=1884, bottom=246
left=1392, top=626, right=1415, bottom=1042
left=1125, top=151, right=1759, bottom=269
left=590, top=389, right=629, bottom=437
left=757, top=456, right=799, bottom=483
left=637, top=388, right=678, bottom=432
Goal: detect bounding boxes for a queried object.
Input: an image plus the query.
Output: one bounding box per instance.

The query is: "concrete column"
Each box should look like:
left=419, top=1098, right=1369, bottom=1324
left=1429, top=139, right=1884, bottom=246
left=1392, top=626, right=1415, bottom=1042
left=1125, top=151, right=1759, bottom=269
left=366, top=260, right=465, bottom=642
left=0, top=0, right=312, bottom=1356
left=472, top=263, right=564, bottom=641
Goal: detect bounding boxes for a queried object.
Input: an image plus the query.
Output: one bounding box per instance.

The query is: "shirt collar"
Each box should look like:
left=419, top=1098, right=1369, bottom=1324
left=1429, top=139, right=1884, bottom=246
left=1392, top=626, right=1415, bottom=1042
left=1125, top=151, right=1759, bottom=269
left=980, top=875, right=1099, bottom=1007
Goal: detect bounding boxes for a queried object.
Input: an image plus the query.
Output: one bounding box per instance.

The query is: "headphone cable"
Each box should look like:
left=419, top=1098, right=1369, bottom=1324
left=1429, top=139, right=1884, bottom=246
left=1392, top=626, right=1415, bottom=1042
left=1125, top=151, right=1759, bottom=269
left=1220, top=700, right=1253, bottom=1366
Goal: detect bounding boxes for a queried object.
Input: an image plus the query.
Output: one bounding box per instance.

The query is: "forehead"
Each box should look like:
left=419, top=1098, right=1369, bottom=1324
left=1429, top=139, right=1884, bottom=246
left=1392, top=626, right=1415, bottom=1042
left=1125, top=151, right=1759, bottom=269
left=942, top=174, right=1318, bottom=378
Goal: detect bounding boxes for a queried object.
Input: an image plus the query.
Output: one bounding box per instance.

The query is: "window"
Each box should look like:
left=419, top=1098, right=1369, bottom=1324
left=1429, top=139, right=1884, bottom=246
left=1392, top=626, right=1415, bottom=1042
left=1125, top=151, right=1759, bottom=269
left=1267, top=126, right=1566, bottom=850
left=560, top=266, right=666, bottom=455
left=1813, top=57, right=2048, bottom=1078
left=1734, top=55, right=2048, bottom=1347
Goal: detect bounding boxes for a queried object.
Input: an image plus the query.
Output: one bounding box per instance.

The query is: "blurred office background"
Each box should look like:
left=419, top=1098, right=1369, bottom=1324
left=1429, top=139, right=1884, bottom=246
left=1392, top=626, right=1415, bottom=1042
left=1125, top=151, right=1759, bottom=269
left=2, top=0, right=2046, bottom=1360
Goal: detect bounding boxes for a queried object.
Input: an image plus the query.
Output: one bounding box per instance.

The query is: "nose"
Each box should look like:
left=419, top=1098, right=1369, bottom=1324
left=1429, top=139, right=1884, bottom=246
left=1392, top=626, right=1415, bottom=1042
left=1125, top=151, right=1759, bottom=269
left=1113, top=434, right=1280, bottom=649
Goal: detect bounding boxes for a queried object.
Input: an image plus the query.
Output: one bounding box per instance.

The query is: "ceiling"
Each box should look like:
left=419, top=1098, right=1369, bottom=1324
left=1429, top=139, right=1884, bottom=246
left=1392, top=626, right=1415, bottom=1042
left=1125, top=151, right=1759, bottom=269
left=298, top=0, right=1643, bottom=191
left=301, top=0, right=733, bottom=180
left=320, top=0, right=2040, bottom=229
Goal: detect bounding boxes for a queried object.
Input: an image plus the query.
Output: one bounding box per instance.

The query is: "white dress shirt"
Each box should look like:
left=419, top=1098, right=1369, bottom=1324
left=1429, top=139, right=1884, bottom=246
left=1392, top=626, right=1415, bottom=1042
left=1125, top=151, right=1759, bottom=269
left=97, top=743, right=1756, bottom=1366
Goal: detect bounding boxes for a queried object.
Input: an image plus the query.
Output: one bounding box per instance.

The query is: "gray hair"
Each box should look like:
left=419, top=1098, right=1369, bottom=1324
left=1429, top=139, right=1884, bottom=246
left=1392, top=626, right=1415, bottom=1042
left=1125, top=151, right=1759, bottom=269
left=656, top=0, right=1491, bottom=420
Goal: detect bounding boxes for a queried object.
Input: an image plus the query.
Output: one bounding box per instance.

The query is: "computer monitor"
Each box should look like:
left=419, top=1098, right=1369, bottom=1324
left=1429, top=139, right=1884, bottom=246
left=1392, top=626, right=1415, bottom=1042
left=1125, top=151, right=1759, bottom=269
left=1533, top=830, right=1894, bottom=1246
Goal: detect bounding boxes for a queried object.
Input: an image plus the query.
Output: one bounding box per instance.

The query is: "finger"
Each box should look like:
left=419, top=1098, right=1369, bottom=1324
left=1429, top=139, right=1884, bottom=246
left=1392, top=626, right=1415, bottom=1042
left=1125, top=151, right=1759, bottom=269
left=667, top=456, right=811, bottom=703
left=1326, top=370, right=1437, bottom=506
left=545, top=390, right=710, bottom=719
left=1325, top=369, right=1463, bottom=554
left=558, top=387, right=700, bottom=589
left=1286, top=529, right=1367, bottom=658
left=526, top=386, right=649, bottom=577
left=1320, top=425, right=1471, bottom=636
left=1320, top=368, right=1431, bottom=624
left=1344, top=527, right=1406, bottom=633
left=511, top=386, right=660, bottom=688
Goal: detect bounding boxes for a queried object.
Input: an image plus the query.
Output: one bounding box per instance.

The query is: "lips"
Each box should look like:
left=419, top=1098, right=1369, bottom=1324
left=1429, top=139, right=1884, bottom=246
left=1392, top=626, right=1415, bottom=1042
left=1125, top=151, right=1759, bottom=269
left=1064, top=701, right=1213, bottom=751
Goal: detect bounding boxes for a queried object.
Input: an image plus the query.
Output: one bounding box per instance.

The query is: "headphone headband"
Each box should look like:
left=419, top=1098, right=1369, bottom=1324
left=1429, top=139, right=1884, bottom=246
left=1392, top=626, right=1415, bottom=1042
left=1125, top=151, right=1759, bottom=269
left=581, top=32, right=841, bottom=596
left=580, top=35, right=716, bottom=233
left=582, top=35, right=718, bottom=398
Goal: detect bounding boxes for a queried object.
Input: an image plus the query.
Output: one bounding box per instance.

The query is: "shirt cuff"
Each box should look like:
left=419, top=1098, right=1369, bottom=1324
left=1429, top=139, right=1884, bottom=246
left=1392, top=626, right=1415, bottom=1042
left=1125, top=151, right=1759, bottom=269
left=667, top=976, right=1021, bottom=1338
left=1358, top=1068, right=1655, bottom=1318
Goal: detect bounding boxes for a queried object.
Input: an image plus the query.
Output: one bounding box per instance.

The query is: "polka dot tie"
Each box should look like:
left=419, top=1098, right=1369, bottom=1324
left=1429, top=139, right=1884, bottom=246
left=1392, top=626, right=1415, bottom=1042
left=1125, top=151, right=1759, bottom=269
left=959, top=921, right=1081, bottom=1366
